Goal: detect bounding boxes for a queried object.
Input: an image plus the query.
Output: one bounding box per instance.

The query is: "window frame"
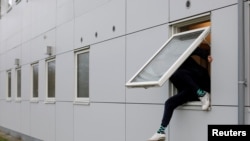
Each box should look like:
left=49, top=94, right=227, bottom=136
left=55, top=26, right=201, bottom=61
left=31, top=62, right=39, bottom=102
left=169, top=15, right=212, bottom=109
left=126, top=26, right=211, bottom=88
left=74, top=47, right=90, bottom=105
left=45, top=57, right=56, bottom=103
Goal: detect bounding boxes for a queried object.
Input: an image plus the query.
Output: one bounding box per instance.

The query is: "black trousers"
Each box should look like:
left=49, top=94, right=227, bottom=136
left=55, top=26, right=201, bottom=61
left=161, top=68, right=211, bottom=127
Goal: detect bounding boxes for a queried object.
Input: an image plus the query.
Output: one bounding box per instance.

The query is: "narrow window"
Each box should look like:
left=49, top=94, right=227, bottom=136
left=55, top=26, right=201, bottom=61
left=31, top=63, right=39, bottom=100
left=7, top=70, right=11, bottom=99
left=46, top=58, right=56, bottom=102
left=16, top=67, right=21, bottom=99
left=75, top=48, right=89, bottom=104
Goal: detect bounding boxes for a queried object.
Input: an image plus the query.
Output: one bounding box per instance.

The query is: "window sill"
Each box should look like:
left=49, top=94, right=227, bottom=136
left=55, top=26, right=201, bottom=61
left=73, top=100, right=90, bottom=105
left=178, top=101, right=212, bottom=111
left=30, top=98, right=39, bottom=103
left=44, top=99, right=56, bottom=104
left=6, top=98, right=12, bottom=102
left=15, top=98, right=22, bottom=103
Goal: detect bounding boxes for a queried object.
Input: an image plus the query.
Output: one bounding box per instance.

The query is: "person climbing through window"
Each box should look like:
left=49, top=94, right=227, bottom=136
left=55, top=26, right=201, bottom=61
left=148, top=44, right=212, bottom=141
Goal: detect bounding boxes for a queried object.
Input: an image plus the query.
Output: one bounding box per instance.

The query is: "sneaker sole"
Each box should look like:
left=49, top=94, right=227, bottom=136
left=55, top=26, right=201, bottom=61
left=148, top=137, right=165, bottom=141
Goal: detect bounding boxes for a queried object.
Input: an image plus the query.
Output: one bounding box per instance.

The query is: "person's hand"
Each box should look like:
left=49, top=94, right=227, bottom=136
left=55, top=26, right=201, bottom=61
left=208, top=55, right=213, bottom=63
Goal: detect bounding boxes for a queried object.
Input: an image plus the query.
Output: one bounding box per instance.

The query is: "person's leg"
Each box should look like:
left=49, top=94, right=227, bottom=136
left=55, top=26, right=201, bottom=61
left=161, top=89, right=191, bottom=128
left=197, top=70, right=211, bottom=110
left=172, top=69, right=211, bottom=110
left=148, top=89, right=191, bottom=141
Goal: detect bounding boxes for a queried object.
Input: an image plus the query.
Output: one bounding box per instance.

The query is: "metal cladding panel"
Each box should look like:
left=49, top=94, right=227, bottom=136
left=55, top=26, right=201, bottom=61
left=20, top=102, right=31, bottom=135
left=127, top=0, right=169, bottom=33
left=56, top=21, right=74, bottom=54
left=55, top=102, right=74, bottom=141
left=126, top=104, right=165, bottom=141
left=56, top=0, right=74, bottom=26
left=20, top=65, right=31, bottom=100
left=74, top=0, right=125, bottom=48
left=211, top=5, right=238, bottom=106
left=74, top=103, right=125, bottom=141
left=169, top=0, right=237, bottom=21
left=31, top=0, right=56, bottom=37
left=90, top=37, right=126, bottom=103
left=30, top=103, right=56, bottom=141
left=55, top=53, right=75, bottom=101
left=30, top=29, right=56, bottom=62
left=170, top=106, right=238, bottom=141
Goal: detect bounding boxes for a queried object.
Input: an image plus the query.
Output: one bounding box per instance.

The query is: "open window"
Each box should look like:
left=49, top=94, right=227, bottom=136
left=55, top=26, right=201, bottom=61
left=126, top=26, right=210, bottom=88
left=0, top=0, right=13, bottom=15
left=169, top=16, right=212, bottom=108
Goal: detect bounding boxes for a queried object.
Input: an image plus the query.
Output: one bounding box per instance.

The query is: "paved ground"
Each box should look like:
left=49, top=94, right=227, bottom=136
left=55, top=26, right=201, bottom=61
left=0, top=131, right=21, bottom=141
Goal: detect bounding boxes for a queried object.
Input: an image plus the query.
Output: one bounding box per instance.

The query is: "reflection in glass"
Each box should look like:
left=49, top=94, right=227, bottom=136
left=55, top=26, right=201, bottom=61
left=77, top=52, right=89, bottom=98
left=47, top=60, right=55, bottom=98
left=131, top=30, right=203, bottom=82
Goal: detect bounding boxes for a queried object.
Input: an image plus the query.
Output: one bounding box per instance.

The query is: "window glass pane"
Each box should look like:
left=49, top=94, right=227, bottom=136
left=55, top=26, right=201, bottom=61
left=33, top=64, right=39, bottom=98
left=47, top=60, right=55, bottom=98
left=8, top=71, right=11, bottom=98
left=77, top=52, right=89, bottom=98
left=131, top=30, right=204, bottom=83
left=17, top=69, right=21, bottom=98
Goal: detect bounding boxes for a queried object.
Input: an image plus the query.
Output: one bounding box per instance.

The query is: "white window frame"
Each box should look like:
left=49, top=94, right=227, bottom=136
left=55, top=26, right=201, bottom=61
left=126, top=26, right=211, bottom=88
left=0, top=0, right=13, bottom=16
left=6, top=69, right=12, bottom=101
left=169, top=15, right=211, bottom=109
left=30, top=62, right=39, bottom=102
left=15, top=67, right=21, bottom=101
left=45, top=58, right=56, bottom=103
left=15, top=0, right=21, bottom=5
left=74, top=47, right=90, bottom=105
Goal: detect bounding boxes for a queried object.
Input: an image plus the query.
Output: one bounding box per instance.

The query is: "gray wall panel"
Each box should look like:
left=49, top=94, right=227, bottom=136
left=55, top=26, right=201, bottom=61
left=170, top=106, right=238, bottom=141
left=211, top=5, right=238, bottom=106
left=74, top=103, right=125, bottom=141
left=56, top=21, right=74, bottom=54
left=31, top=0, right=56, bottom=37
left=169, top=0, right=237, bottom=21
left=20, top=65, right=31, bottom=100
left=90, top=37, right=126, bottom=103
left=126, top=104, right=166, bottom=141
left=20, top=101, right=31, bottom=136
left=55, top=102, right=74, bottom=141
left=127, top=0, right=169, bottom=33
left=30, top=30, right=56, bottom=62
left=74, top=0, right=125, bottom=48
left=56, top=0, right=74, bottom=26
left=56, top=53, right=74, bottom=101
left=30, top=103, right=56, bottom=141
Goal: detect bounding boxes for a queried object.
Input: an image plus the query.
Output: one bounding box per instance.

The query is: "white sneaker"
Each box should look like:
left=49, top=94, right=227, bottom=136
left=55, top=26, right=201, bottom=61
left=148, top=132, right=166, bottom=141
left=199, top=92, right=210, bottom=110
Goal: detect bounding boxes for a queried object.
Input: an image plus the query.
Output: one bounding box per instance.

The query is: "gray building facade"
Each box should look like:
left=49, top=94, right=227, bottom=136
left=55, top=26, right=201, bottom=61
left=0, top=0, right=249, bottom=141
